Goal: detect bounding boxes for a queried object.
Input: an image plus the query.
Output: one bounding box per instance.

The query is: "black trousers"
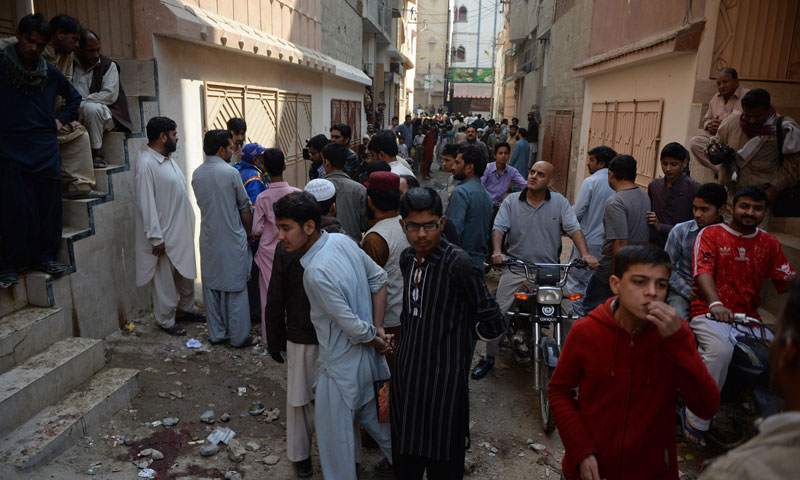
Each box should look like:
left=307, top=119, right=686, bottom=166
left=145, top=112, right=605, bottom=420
left=247, top=243, right=261, bottom=323
left=0, top=161, right=62, bottom=272
left=393, top=449, right=466, bottom=480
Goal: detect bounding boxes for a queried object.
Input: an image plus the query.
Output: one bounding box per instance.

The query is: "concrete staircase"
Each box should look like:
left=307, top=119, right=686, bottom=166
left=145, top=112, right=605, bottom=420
left=0, top=132, right=141, bottom=473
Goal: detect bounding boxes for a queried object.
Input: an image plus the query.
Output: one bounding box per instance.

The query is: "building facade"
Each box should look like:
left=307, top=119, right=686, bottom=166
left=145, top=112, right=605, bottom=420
left=448, top=0, right=502, bottom=115
left=414, top=0, right=449, bottom=113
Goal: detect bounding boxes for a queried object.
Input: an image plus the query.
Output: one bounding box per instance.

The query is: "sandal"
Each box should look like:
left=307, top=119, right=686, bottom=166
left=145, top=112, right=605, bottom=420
left=93, top=159, right=107, bottom=168
left=161, top=325, right=187, bottom=336
left=680, top=407, right=706, bottom=447
left=0, top=272, right=19, bottom=290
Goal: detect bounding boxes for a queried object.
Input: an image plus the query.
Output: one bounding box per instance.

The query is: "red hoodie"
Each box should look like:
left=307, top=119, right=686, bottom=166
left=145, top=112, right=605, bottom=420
left=548, top=297, right=719, bottom=480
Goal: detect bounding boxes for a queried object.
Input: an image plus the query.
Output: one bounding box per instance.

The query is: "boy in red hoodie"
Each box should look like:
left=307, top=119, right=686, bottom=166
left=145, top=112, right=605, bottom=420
left=548, top=243, right=719, bottom=480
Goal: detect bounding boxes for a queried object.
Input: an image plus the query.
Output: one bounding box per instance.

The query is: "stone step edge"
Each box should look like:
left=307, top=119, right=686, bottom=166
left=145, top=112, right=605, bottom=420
left=0, top=367, right=140, bottom=472
left=0, top=308, right=68, bottom=374
left=0, top=337, right=105, bottom=438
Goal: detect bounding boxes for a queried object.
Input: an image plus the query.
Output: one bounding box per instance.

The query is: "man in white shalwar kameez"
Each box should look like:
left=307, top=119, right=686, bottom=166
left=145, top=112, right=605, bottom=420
left=273, top=191, right=393, bottom=480
left=191, top=129, right=256, bottom=348
left=135, top=117, right=201, bottom=336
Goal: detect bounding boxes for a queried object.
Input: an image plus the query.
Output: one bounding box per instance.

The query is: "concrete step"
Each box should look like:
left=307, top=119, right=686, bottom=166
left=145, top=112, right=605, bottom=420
left=101, top=131, right=126, bottom=169
left=0, top=280, right=28, bottom=318
left=0, top=308, right=70, bottom=374
left=0, top=367, right=139, bottom=472
left=0, top=337, right=104, bottom=439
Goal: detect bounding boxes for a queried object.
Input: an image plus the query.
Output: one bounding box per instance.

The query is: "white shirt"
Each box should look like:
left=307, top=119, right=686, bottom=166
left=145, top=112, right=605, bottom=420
left=135, top=146, right=197, bottom=286
left=389, top=159, right=415, bottom=178
left=72, top=59, right=120, bottom=105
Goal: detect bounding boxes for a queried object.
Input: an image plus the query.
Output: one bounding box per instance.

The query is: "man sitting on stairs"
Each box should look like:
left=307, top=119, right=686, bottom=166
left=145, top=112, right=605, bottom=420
left=72, top=29, right=133, bottom=169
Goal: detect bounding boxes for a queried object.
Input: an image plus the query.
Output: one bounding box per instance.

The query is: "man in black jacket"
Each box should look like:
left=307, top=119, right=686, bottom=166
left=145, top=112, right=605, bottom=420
left=265, top=179, right=345, bottom=478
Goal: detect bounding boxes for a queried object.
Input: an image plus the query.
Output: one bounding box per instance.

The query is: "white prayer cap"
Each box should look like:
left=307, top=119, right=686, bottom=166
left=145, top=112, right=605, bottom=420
left=304, top=178, right=336, bottom=202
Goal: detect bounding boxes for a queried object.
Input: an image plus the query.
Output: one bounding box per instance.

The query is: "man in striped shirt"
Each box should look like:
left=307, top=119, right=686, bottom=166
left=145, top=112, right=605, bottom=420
left=390, top=187, right=504, bottom=479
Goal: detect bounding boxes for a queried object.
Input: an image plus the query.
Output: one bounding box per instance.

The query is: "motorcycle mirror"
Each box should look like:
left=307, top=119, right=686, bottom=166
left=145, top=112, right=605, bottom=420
left=566, top=292, right=583, bottom=301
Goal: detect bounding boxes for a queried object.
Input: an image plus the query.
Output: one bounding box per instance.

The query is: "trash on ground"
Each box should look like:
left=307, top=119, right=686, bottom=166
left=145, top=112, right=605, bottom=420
left=138, top=467, right=156, bottom=478
left=185, top=338, right=202, bottom=348
left=207, top=426, right=236, bottom=445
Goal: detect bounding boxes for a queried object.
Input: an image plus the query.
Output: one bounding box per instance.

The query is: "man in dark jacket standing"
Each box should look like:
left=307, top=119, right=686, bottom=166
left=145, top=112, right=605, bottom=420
left=548, top=244, right=719, bottom=480
left=0, top=14, right=82, bottom=288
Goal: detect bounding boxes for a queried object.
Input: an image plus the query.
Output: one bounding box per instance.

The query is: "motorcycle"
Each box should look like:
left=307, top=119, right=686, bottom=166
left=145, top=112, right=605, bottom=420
left=701, top=312, right=778, bottom=448
left=491, top=257, right=587, bottom=434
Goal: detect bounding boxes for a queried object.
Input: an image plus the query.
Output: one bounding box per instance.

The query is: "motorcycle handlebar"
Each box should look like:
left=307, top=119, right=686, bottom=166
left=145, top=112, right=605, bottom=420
left=489, top=257, right=587, bottom=270
left=704, top=312, right=763, bottom=327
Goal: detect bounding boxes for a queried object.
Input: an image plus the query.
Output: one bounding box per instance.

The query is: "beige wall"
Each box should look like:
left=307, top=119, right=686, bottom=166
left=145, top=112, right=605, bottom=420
left=575, top=53, right=698, bottom=196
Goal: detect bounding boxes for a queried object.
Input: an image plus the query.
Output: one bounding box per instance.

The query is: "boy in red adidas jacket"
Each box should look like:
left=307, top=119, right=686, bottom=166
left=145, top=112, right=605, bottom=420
left=548, top=243, right=719, bottom=480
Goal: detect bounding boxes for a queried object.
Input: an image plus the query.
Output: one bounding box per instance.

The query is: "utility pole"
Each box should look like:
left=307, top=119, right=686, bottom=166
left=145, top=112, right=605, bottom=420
left=443, top=5, right=452, bottom=111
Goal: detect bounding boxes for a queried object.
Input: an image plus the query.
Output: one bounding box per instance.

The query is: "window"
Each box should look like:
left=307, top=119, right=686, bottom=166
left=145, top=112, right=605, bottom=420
left=453, top=45, right=466, bottom=62
left=456, top=6, right=467, bottom=22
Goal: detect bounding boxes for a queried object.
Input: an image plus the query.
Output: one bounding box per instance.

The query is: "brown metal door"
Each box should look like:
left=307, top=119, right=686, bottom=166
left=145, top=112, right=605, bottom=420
left=541, top=110, right=574, bottom=195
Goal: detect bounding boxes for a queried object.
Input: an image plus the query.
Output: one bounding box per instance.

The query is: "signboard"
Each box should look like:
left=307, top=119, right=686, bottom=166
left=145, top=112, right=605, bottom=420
left=450, top=68, right=494, bottom=83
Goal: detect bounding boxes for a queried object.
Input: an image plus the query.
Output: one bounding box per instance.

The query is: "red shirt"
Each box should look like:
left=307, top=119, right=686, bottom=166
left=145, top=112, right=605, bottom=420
left=690, top=223, right=796, bottom=319
left=548, top=298, right=719, bottom=480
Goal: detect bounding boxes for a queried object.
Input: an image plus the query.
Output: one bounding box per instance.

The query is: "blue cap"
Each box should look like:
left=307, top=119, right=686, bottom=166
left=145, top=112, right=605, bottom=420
left=241, top=143, right=266, bottom=163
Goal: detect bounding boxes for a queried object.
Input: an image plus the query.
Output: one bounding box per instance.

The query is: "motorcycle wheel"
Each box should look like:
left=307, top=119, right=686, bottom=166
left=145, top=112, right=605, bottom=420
left=538, top=363, right=556, bottom=434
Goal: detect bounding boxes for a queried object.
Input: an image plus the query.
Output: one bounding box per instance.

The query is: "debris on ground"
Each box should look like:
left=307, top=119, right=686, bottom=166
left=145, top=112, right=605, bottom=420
left=200, top=410, right=215, bottom=424
left=220, top=412, right=232, bottom=422
left=137, top=468, right=156, bottom=478
left=263, top=454, right=280, bottom=466
left=199, top=444, right=219, bottom=457
left=138, top=448, right=164, bottom=460
left=263, top=407, right=280, bottom=423
left=163, top=417, right=179, bottom=426
left=245, top=441, right=260, bottom=452
left=227, top=438, right=246, bottom=462
left=207, top=427, right=236, bottom=445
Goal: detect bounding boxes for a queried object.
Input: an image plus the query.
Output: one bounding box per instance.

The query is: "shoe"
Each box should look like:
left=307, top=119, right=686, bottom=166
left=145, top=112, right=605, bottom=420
left=471, top=357, right=495, bottom=380
left=0, top=271, right=19, bottom=290
left=34, top=260, right=68, bottom=275
left=66, top=189, right=107, bottom=199
left=294, top=458, right=313, bottom=478
left=374, top=457, right=393, bottom=477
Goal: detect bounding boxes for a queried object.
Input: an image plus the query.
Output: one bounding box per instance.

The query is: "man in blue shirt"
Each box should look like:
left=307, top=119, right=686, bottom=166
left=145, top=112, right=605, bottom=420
left=445, top=145, right=493, bottom=270
left=1, top=14, right=82, bottom=288
left=663, top=183, right=727, bottom=320
left=234, top=143, right=268, bottom=209
left=234, top=142, right=268, bottom=324
left=565, top=146, right=617, bottom=316
left=395, top=114, right=414, bottom=151
left=274, top=191, right=393, bottom=479
left=510, top=127, right=531, bottom=174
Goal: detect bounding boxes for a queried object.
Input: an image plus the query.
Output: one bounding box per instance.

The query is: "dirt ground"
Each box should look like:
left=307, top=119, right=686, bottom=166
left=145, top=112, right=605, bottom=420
left=11, top=310, right=719, bottom=480
left=9, top=162, right=723, bottom=480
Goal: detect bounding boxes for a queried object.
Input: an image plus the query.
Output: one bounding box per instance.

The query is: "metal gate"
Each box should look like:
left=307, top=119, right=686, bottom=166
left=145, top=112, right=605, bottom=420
left=331, top=99, right=363, bottom=150
left=540, top=110, right=573, bottom=195
left=587, top=99, right=663, bottom=188
left=204, top=81, right=312, bottom=188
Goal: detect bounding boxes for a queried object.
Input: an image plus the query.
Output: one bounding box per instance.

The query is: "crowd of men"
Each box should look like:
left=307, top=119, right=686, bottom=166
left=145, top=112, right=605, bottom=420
left=1, top=13, right=132, bottom=289
left=4, top=12, right=799, bottom=479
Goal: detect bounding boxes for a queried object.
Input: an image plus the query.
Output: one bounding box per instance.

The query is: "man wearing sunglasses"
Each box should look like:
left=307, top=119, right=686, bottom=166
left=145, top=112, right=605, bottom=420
left=390, top=187, right=504, bottom=479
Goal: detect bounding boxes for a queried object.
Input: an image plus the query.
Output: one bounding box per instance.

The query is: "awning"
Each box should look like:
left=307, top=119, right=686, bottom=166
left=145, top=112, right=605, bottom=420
left=154, top=0, right=369, bottom=85
left=452, top=83, right=493, bottom=99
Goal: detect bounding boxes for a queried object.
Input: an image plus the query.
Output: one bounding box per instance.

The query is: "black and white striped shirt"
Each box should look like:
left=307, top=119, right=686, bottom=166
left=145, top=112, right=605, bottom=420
left=390, top=239, right=504, bottom=461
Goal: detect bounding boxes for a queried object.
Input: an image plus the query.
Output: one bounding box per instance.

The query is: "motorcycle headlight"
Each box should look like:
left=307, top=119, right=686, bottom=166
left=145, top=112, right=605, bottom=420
left=536, top=287, right=562, bottom=305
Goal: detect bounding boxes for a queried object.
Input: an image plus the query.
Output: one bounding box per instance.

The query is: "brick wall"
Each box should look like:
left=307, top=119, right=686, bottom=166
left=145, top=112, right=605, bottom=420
left=322, top=0, right=364, bottom=69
